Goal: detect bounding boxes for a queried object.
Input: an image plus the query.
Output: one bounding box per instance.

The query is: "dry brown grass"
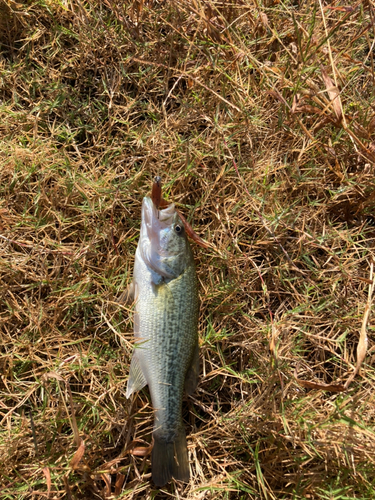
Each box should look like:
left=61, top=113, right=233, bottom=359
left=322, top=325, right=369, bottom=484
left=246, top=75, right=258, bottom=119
left=2, top=0, right=375, bottom=498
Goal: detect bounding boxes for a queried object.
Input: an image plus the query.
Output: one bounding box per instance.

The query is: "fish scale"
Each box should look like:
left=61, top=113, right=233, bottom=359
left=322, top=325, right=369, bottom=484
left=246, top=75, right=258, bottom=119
left=126, top=196, right=199, bottom=487
left=135, top=251, right=198, bottom=438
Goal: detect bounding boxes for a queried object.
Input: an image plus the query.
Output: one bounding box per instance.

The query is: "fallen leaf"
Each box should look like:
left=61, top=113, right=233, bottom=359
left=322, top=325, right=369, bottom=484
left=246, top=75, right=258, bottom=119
left=294, top=367, right=345, bottom=392
left=324, top=6, right=355, bottom=12
left=260, top=12, right=269, bottom=28
left=296, top=104, right=323, bottom=115
left=291, top=94, right=298, bottom=113
left=345, top=261, right=374, bottom=389
left=126, top=438, right=153, bottom=457
left=114, top=473, right=126, bottom=496
left=130, top=444, right=153, bottom=457
left=321, top=66, right=342, bottom=121
left=267, top=90, right=287, bottom=105
left=269, top=324, right=279, bottom=359
left=67, top=384, right=81, bottom=447
left=42, top=467, right=51, bottom=498
left=296, top=378, right=345, bottom=392
left=70, top=440, right=85, bottom=469
left=42, top=371, right=65, bottom=382
left=101, top=473, right=111, bottom=498
left=357, top=277, right=373, bottom=285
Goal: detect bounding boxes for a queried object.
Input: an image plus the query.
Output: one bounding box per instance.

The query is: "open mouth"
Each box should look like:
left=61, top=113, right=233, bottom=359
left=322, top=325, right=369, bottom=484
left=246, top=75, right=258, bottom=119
left=142, top=197, right=175, bottom=237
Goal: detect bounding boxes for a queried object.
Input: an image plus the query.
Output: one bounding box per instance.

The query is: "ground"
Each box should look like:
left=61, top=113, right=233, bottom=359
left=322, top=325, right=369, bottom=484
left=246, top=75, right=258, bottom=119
left=1, top=1, right=375, bottom=499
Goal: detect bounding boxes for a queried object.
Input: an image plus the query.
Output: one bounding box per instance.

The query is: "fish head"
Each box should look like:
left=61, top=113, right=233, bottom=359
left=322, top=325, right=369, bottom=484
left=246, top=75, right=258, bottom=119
left=139, top=197, right=191, bottom=281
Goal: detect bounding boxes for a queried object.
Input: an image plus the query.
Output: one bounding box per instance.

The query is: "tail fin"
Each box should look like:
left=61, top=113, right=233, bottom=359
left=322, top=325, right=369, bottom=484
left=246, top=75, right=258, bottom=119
left=152, top=428, right=189, bottom=487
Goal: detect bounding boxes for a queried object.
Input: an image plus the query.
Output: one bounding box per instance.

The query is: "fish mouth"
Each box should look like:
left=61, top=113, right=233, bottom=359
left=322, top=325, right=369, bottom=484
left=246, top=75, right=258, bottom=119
left=141, top=196, right=176, bottom=240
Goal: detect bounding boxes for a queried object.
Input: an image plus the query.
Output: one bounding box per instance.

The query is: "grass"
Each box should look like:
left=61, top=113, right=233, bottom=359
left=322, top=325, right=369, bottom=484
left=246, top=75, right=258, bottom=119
left=1, top=0, right=375, bottom=498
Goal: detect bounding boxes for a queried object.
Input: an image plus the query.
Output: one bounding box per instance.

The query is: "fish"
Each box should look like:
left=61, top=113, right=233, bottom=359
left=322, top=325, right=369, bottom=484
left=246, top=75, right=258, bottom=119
left=126, top=181, right=199, bottom=487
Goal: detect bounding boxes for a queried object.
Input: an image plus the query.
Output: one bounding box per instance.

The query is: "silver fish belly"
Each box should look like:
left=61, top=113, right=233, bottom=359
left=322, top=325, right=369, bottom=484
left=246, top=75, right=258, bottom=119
left=126, top=197, right=199, bottom=487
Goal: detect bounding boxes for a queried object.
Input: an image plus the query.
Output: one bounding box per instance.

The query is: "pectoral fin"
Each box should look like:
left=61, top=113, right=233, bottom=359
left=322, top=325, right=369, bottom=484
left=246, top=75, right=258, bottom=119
left=126, top=352, right=147, bottom=398
left=184, top=342, right=199, bottom=396
left=117, top=281, right=135, bottom=305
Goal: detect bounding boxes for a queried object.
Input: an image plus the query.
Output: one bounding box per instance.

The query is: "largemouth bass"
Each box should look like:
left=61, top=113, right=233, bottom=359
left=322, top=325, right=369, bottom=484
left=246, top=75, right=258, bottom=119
left=126, top=191, right=199, bottom=487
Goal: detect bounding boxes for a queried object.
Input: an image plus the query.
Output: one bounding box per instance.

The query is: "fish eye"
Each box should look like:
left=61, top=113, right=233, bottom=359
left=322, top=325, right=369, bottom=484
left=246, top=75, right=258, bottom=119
left=174, top=224, right=183, bottom=234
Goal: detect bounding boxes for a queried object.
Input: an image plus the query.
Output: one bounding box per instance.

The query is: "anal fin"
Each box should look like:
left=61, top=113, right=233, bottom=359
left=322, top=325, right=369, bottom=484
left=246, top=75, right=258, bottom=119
left=126, top=352, right=147, bottom=398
